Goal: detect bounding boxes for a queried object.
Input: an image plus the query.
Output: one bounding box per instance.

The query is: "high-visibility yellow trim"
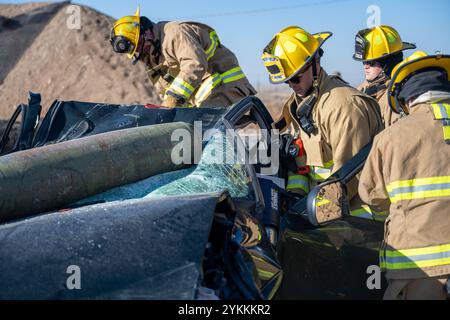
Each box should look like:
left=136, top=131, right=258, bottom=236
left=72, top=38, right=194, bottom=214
left=166, top=77, right=195, bottom=100
left=316, top=199, right=331, bottom=207
left=444, top=124, right=450, bottom=141
left=384, top=257, right=450, bottom=269
left=350, top=207, right=373, bottom=220
left=387, top=176, right=450, bottom=190
left=386, top=243, right=450, bottom=257
left=257, top=268, right=276, bottom=280
left=387, top=176, right=450, bottom=203
left=309, top=167, right=332, bottom=181
left=350, top=205, right=387, bottom=221
left=221, top=67, right=245, bottom=84
left=252, top=256, right=277, bottom=280
left=205, top=31, right=220, bottom=61
left=431, top=102, right=450, bottom=120
left=309, top=160, right=333, bottom=182
left=431, top=102, right=450, bottom=143
left=382, top=244, right=450, bottom=270
left=195, top=73, right=222, bottom=104
left=390, top=189, right=450, bottom=203
left=287, top=174, right=309, bottom=193
left=194, top=67, right=246, bottom=104
left=372, top=210, right=388, bottom=222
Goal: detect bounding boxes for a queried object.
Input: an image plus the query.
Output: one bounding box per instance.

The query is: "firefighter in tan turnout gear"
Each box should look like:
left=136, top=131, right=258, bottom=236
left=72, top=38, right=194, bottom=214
left=354, top=25, right=416, bottom=127
left=359, top=51, right=450, bottom=300
left=110, top=7, right=256, bottom=108
left=261, top=26, right=384, bottom=220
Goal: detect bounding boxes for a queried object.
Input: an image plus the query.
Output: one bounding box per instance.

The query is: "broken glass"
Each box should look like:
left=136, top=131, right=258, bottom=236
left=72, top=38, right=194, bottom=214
left=147, top=127, right=250, bottom=199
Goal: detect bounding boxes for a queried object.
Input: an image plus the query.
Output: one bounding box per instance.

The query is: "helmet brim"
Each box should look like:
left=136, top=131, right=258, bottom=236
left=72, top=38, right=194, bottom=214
left=354, top=41, right=417, bottom=62
left=388, top=54, right=450, bottom=113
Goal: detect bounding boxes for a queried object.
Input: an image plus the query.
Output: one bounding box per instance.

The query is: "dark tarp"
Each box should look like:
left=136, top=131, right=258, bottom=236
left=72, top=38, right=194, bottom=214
left=33, top=101, right=227, bottom=147
left=0, top=193, right=230, bottom=300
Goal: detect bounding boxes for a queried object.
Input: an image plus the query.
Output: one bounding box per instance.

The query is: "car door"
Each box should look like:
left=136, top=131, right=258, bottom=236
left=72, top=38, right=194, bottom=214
left=278, top=144, right=386, bottom=299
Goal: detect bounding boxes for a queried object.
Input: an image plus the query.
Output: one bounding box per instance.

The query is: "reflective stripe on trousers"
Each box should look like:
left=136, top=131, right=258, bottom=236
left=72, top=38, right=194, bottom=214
left=195, top=67, right=246, bottom=104
left=350, top=204, right=388, bottom=221
left=309, top=160, right=333, bottom=182
left=286, top=174, right=309, bottom=194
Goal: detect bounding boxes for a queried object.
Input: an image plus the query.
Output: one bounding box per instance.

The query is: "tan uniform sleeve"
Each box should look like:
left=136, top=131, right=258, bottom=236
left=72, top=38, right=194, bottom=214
left=325, top=96, right=378, bottom=199
left=358, top=135, right=391, bottom=212
left=163, top=25, right=208, bottom=101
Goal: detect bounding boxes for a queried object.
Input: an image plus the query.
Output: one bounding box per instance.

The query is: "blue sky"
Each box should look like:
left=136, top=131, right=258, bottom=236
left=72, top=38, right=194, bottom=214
left=3, top=0, right=450, bottom=87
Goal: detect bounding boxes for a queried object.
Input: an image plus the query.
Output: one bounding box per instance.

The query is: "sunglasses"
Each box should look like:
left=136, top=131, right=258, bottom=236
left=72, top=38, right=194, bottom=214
left=363, top=60, right=379, bottom=67
left=285, top=63, right=312, bottom=84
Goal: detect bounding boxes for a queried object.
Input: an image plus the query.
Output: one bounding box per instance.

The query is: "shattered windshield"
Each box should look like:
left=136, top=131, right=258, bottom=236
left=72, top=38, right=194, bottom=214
left=74, top=125, right=253, bottom=207
left=147, top=125, right=251, bottom=198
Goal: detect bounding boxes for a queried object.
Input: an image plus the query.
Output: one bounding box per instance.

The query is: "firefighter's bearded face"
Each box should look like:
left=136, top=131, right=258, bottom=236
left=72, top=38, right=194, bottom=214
left=286, top=63, right=315, bottom=97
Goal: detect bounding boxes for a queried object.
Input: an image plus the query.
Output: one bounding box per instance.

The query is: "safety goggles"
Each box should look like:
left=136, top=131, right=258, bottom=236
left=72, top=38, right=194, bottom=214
left=110, top=29, right=135, bottom=55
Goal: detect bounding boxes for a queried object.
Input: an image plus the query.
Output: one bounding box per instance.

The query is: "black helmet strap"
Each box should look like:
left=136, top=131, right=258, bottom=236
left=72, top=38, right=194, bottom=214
left=295, top=56, right=320, bottom=136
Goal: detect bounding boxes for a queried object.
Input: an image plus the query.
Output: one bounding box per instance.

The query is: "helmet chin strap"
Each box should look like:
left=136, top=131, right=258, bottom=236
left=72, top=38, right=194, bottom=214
left=364, top=70, right=389, bottom=97
left=368, top=70, right=387, bottom=84
left=295, top=58, right=320, bottom=136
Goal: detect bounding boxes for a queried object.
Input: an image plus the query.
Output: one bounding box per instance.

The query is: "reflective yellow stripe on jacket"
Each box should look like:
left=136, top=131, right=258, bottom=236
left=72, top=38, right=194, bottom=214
left=195, top=67, right=246, bottom=104
left=195, top=73, right=222, bottom=104
left=221, top=67, right=246, bottom=84
left=431, top=100, right=450, bottom=143
left=380, top=243, right=450, bottom=270
left=286, top=174, right=309, bottom=194
left=165, top=77, right=195, bottom=100
left=205, top=31, right=220, bottom=61
left=387, top=176, right=450, bottom=203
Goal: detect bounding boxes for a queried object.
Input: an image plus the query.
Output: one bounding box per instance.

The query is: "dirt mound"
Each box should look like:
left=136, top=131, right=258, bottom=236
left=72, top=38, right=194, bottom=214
left=0, top=2, right=160, bottom=119
left=256, top=88, right=291, bottom=119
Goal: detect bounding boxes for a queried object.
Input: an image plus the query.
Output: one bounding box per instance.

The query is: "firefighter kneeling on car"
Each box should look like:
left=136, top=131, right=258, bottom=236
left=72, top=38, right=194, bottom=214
left=359, top=51, right=450, bottom=300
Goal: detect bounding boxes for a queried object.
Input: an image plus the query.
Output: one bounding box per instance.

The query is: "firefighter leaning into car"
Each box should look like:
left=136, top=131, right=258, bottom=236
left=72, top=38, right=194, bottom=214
left=354, top=25, right=416, bottom=127
left=110, top=7, right=256, bottom=108
left=261, top=26, right=384, bottom=220
left=359, top=51, right=450, bottom=300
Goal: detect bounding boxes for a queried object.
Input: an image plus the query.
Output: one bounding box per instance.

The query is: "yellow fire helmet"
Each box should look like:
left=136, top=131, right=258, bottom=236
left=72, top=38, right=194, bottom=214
left=110, top=6, right=141, bottom=59
left=353, top=25, right=416, bottom=62
left=388, top=51, right=450, bottom=114
left=262, top=26, right=332, bottom=84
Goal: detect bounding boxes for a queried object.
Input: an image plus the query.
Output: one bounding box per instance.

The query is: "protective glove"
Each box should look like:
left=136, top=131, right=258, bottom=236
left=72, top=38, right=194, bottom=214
left=161, top=95, right=180, bottom=108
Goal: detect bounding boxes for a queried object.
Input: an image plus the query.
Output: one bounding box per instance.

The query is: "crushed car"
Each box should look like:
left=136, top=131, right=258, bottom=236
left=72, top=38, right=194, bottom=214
left=0, top=93, right=385, bottom=300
